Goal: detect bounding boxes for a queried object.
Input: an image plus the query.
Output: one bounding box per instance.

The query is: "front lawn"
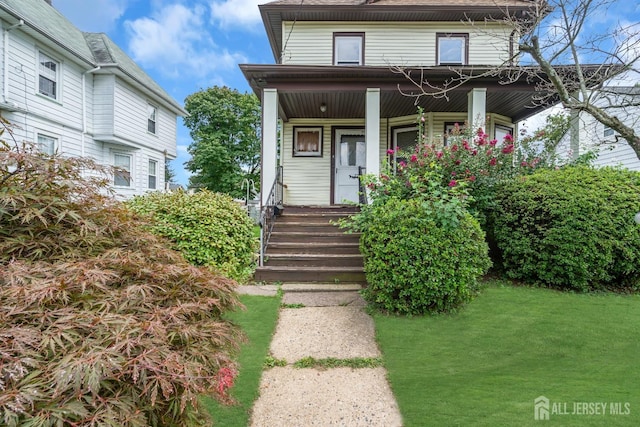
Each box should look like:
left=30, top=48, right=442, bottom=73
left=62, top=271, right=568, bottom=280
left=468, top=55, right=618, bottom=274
left=375, top=281, right=640, bottom=426
left=203, top=294, right=281, bottom=426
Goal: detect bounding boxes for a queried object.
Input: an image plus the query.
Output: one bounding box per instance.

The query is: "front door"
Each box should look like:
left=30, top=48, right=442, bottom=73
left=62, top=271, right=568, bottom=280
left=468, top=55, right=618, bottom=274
left=334, top=128, right=366, bottom=204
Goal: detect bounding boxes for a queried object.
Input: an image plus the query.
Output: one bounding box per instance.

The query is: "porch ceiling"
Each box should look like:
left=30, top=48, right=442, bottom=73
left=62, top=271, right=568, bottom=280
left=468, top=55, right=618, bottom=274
left=240, top=64, right=556, bottom=123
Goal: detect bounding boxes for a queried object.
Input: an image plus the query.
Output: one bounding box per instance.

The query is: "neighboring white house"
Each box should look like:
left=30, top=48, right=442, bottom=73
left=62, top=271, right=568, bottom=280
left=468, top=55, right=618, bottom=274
left=555, top=86, right=640, bottom=171
left=0, top=0, right=187, bottom=198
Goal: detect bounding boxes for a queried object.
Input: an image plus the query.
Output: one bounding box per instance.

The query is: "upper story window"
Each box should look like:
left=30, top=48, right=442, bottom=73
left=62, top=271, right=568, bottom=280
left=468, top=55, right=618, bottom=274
left=148, top=159, right=158, bottom=189
left=147, top=104, right=157, bottom=134
left=37, top=133, right=57, bottom=155
left=604, top=126, right=614, bottom=137
left=436, top=33, right=468, bottom=66
left=114, top=153, right=132, bottom=187
left=38, top=52, right=59, bottom=99
left=333, top=33, right=364, bottom=66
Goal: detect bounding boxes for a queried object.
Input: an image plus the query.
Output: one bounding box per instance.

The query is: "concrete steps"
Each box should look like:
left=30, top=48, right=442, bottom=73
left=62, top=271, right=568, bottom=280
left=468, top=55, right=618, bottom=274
left=254, top=206, right=365, bottom=285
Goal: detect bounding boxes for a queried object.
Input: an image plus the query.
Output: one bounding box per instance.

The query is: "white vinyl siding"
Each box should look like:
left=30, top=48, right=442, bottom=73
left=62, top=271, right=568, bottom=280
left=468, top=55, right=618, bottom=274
left=281, top=22, right=511, bottom=66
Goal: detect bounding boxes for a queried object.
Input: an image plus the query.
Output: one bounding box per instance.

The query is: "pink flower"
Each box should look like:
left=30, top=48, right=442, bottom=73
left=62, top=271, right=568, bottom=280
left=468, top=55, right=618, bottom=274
left=471, top=149, right=478, bottom=156
left=503, top=133, right=514, bottom=143
left=476, top=127, right=485, bottom=136
left=451, top=144, right=459, bottom=152
left=387, top=149, right=395, bottom=155
left=421, top=115, right=426, bottom=122
left=410, top=154, right=418, bottom=162
left=451, top=171, right=457, bottom=176
left=455, top=160, right=461, bottom=165
left=399, top=161, right=407, bottom=168
left=486, top=149, right=493, bottom=156
left=436, top=151, right=444, bottom=159
left=501, top=144, right=514, bottom=154
left=448, top=179, right=457, bottom=187
left=468, top=175, right=477, bottom=182
left=489, top=157, right=497, bottom=166
left=489, top=139, right=498, bottom=147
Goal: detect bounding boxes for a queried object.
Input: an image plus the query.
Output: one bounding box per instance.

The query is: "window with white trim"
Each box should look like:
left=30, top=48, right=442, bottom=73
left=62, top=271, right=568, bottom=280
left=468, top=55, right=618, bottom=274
left=148, top=159, right=158, bottom=189
left=392, top=126, right=418, bottom=173
left=437, top=33, right=468, bottom=66
left=113, top=153, right=132, bottom=187
left=38, top=51, right=59, bottom=99
left=147, top=104, right=157, bottom=134
left=334, top=33, right=364, bottom=66
left=604, top=126, right=614, bottom=137
left=37, top=134, right=57, bottom=155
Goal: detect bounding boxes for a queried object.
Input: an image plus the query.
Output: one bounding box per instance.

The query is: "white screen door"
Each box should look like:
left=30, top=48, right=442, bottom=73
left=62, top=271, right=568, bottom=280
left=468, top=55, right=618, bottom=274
left=334, top=128, right=365, bottom=204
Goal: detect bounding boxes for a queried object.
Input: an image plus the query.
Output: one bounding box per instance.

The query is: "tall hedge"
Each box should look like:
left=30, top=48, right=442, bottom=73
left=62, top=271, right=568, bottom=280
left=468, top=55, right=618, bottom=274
left=492, top=166, right=640, bottom=292
left=358, top=197, right=491, bottom=315
left=127, top=190, right=257, bottom=282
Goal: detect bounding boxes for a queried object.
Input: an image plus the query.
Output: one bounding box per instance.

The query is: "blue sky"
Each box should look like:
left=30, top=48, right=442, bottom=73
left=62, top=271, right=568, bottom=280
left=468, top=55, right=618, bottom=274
left=52, top=0, right=639, bottom=186
left=54, top=0, right=272, bottom=187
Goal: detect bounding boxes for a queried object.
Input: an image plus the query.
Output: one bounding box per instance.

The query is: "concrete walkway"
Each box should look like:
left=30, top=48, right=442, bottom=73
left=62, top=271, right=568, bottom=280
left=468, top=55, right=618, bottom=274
left=237, top=284, right=403, bottom=427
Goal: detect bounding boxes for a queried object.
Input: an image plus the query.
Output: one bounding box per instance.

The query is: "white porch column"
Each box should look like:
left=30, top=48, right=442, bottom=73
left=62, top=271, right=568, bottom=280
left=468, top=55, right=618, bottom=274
left=365, top=88, right=380, bottom=177
left=261, top=88, right=278, bottom=207
left=467, top=88, right=487, bottom=131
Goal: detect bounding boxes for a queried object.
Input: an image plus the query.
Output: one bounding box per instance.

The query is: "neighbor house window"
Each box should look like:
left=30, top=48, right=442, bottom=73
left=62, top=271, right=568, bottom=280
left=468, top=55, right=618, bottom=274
left=148, top=159, right=157, bottom=189
left=437, top=33, right=468, bottom=65
left=38, top=52, right=59, bottom=99
left=333, top=33, right=364, bottom=66
left=114, top=153, right=132, bottom=187
left=37, top=134, right=57, bottom=155
left=604, top=126, right=614, bottom=137
left=392, top=126, right=418, bottom=173
left=147, top=104, right=157, bottom=134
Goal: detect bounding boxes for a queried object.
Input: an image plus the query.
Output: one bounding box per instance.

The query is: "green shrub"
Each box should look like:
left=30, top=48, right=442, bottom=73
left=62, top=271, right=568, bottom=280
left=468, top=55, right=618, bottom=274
left=492, top=166, right=640, bottom=292
left=0, top=132, right=242, bottom=426
left=358, top=197, right=491, bottom=315
left=127, top=190, right=257, bottom=282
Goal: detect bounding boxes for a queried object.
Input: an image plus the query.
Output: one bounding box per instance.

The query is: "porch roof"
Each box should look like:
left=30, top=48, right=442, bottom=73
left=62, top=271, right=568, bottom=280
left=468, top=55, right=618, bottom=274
left=240, top=64, right=555, bottom=123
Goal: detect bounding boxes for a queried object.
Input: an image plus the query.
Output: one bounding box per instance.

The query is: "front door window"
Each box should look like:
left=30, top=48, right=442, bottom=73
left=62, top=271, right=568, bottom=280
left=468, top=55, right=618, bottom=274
left=334, top=129, right=365, bottom=204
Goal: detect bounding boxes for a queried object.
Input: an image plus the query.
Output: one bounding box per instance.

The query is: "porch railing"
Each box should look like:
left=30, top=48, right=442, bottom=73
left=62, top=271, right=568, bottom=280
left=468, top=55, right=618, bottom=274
left=259, top=166, right=283, bottom=267
left=358, top=166, right=367, bottom=205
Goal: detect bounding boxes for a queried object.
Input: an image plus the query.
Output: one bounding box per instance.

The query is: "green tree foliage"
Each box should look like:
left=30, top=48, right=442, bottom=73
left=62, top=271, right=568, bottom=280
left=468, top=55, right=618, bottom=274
left=127, top=190, right=257, bottom=282
left=0, top=123, right=242, bottom=426
left=184, top=86, right=260, bottom=198
left=492, top=166, right=640, bottom=292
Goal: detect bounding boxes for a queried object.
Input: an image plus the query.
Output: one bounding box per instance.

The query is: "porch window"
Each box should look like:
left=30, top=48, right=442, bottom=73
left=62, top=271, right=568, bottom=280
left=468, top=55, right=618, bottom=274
left=436, top=33, right=468, bottom=65
left=293, top=127, right=323, bottom=157
left=494, top=124, right=513, bottom=144
left=334, top=33, right=364, bottom=66
left=392, top=126, right=418, bottom=173
left=444, top=122, right=465, bottom=146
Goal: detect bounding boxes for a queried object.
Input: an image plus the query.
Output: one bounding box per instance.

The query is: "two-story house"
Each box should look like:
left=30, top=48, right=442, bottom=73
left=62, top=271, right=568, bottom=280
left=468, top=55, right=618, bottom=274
left=557, top=86, right=640, bottom=171
left=0, top=0, right=186, bottom=198
left=242, top=0, right=550, bottom=207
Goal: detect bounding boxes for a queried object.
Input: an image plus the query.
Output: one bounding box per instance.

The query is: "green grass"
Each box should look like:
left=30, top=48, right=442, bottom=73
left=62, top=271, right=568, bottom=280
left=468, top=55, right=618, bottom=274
left=375, top=281, right=640, bottom=426
left=203, top=294, right=280, bottom=427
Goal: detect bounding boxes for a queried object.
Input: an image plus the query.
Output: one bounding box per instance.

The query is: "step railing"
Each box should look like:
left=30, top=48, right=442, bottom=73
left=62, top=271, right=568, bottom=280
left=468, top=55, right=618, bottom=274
left=259, top=166, right=283, bottom=266
left=358, top=166, right=367, bottom=205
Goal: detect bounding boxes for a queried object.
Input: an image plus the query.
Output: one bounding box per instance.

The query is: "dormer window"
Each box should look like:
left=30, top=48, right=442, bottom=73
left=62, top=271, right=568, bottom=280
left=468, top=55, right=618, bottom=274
left=333, top=33, right=364, bottom=66
left=437, top=33, right=468, bottom=66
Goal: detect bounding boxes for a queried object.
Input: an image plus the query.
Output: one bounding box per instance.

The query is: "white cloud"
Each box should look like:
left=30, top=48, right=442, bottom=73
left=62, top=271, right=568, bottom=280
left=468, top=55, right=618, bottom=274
left=124, top=3, right=247, bottom=78
left=53, top=0, right=129, bottom=32
left=209, top=0, right=265, bottom=30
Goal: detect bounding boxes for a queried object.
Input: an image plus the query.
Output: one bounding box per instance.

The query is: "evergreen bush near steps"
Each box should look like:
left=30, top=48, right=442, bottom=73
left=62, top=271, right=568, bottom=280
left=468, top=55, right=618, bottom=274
left=127, top=190, right=257, bottom=282
left=358, top=197, right=491, bottom=315
left=492, top=166, right=640, bottom=292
